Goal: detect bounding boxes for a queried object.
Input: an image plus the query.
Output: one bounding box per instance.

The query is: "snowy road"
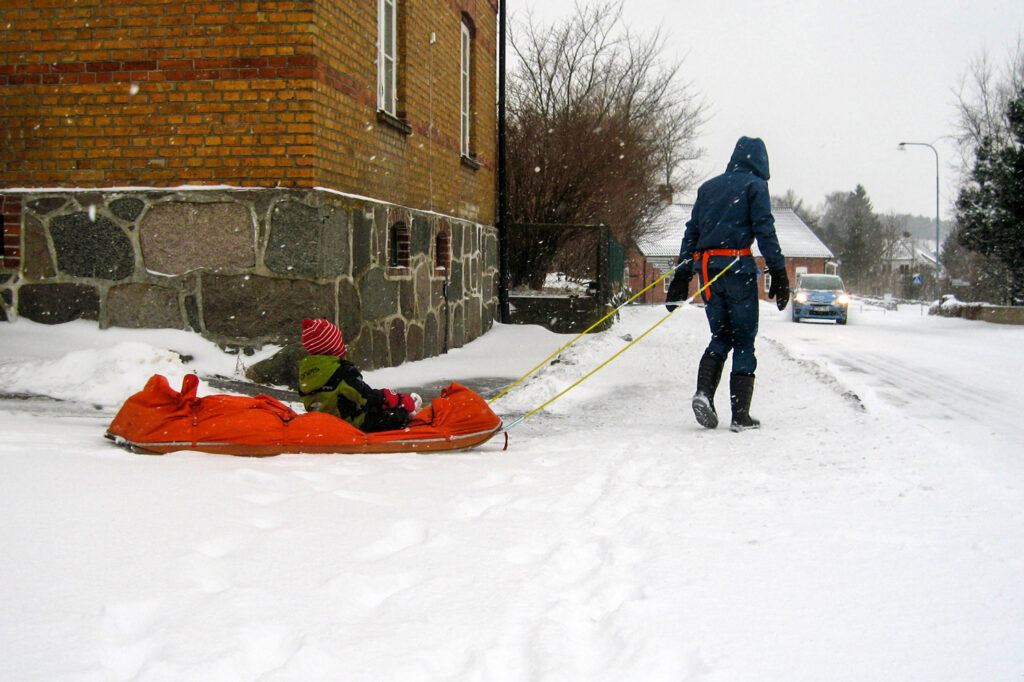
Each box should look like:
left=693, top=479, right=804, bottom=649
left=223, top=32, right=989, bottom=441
left=762, top=302, right=1024, bottom=451
left=1, top=308, right=1023, bottom=681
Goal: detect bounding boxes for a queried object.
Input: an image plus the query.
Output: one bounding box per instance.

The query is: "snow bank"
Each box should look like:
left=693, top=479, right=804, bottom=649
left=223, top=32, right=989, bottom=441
left=0, top=319, right=280, bottom=406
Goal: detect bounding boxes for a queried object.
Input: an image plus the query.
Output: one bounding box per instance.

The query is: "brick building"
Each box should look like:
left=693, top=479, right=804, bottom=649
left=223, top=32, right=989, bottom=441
left=0, top=0, right=499, bottom=369
left=628, top=203, right=835, bottom=304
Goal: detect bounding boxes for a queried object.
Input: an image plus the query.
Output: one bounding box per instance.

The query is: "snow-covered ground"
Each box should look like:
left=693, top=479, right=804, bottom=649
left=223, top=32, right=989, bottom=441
left=1, top=302, right=1022, bottom=681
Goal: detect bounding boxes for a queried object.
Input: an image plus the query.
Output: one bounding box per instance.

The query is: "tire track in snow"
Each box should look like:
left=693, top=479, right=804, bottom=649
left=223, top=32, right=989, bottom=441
left=814, top=347, right=1017, bottom=433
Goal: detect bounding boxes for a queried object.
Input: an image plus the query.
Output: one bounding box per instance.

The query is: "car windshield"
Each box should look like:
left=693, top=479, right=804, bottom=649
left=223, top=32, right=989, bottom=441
left=799, top=275, right=844, bottom=290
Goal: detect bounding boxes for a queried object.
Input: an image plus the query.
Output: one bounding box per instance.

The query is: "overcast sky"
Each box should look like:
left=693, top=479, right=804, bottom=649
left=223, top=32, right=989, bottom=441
left=515, top=0, right=1022, bottom=220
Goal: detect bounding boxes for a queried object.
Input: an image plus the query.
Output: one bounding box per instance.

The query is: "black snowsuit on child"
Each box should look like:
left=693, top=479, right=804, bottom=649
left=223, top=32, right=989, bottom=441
left=298, top=354, right=412, bottom=432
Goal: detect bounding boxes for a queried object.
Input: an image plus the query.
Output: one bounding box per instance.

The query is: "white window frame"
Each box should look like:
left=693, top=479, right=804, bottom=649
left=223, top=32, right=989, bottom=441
left=460, top=21, right=472, bottom=157
left=378, top=0, right=397, bottom=115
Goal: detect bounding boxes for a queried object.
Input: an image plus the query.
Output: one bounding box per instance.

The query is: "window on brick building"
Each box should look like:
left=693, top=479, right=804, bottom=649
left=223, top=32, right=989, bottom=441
left=378, top=0, right=398, bottom=116
left=389, top=222, right=410, bottom=268
left=460, top=19, right=474, bottom=161
left=435, top=231, right=451, bottom=272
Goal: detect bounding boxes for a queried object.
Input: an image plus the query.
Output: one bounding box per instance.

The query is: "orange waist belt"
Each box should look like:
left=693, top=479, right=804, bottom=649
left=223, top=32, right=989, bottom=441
left=694, top=248, right=751, bottom=300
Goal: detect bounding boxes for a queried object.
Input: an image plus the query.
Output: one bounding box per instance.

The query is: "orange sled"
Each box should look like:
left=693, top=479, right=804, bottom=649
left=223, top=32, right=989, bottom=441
left=106, top=374, right=503, bottom=456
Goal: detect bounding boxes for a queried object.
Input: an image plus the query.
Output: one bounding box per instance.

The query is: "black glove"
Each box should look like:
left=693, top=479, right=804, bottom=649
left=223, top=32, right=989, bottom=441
left=768, top=267, right=790, bottom=311
left=665, top=271, right=693, bottom=312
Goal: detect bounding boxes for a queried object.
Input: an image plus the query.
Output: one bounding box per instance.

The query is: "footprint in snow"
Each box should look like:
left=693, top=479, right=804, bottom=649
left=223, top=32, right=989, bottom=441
left=179, top=552, right=232, bottom=594
left=233, top=467, right=295, bottom=505
left=505, top=541, right=551, bottom=565
left=454, top=492, right=513, bottom=519
left=331, top=488, right=390, bottom=505
left=240, top=490, right=292, bottom=506
left=232, top=467, right=281, bottom=486
left=469, top=471, right=536, bottom=489
left=194, top=531, right=253, bottom=558
left=101, top=597, right=164, bottom=638
left=97, top=598, right=163, bottom=679
left=355, top=519, right=440, bottom=561
left=248, top=508, right=284, bottom=530
left=288, top=469, right=337, bottom=491
left=325, top=570, right=422, bottom=608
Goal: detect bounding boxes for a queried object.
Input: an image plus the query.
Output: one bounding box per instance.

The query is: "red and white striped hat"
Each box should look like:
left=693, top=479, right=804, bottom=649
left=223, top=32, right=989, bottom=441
left=301, top=318, right=347, bottom=358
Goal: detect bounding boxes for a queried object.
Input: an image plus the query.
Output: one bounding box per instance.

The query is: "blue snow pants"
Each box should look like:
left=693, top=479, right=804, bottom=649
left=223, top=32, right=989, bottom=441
left=703, top=271, right=759, bottom=375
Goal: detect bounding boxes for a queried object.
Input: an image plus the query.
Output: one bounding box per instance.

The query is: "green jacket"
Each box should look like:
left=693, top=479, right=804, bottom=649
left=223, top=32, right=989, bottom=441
left=298, top=355, right=408, bottom=432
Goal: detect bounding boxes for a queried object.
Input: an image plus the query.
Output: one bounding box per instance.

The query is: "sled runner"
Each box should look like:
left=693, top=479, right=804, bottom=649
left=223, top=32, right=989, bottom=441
left=106, top=374, right=503, bottom=456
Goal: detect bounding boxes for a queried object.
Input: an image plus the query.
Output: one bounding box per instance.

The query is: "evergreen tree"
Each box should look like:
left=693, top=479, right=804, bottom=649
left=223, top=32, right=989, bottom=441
left=954, top=87, right=1024, bottom=304
left=942, top=231, right=1012, bottom=302
left=818, top=185, right=886, bottom=293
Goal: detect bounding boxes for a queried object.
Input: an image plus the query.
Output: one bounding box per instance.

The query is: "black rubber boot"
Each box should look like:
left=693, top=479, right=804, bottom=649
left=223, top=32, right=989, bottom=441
left=729, top=372, right=760, bottom=432
left=691, top=350, right=725, bottom=429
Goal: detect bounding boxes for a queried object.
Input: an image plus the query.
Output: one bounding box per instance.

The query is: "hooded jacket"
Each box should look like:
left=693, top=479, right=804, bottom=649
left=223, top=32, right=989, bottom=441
left=678, top=136, right=785, bottom=276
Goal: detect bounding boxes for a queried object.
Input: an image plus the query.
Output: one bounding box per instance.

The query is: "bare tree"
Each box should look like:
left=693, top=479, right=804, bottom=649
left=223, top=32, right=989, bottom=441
left=952, top=36, right=1024, bottom=171
left=506, top=1, right=706, bottom=286
left=877, top=212, right=910, bottom=296
left=772, top=189, right=819, bottom=231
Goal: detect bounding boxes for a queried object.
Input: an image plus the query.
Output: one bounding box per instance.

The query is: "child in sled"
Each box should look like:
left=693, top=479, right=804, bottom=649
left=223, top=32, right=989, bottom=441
left=298, top=318, right=422, bottom=432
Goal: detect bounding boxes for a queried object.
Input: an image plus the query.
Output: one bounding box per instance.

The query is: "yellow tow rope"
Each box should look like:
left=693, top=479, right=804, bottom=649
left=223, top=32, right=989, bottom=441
left=489, top=259, right=692, bottom=405
left=496, top=257, right=740, bottom=432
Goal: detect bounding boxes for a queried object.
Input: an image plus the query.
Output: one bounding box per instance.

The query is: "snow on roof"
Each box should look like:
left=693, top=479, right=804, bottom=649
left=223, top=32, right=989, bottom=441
left=636, top=204, right=834, bottom=260
left=635, top=204, right=690, bottom=257
left=768, top=207, right=834, bottom=259
left=890, top=240, right=938, bottom=266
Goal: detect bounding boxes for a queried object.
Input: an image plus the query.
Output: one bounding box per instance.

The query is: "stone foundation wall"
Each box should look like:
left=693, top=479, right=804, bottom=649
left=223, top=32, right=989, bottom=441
left=0, top=188, right=499, bottom=369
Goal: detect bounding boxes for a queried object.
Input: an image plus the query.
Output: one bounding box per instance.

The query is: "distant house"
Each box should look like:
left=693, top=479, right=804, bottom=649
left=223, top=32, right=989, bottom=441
left=627, top=203, right=835, bottom=304
left=881, top=238, right=938, bottom=298
left=889, top=239, right=938, bottom=274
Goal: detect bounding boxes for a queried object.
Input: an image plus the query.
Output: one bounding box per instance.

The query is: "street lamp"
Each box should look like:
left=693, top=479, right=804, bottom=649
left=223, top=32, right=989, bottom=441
left=897, top=141, right=940, bottom=299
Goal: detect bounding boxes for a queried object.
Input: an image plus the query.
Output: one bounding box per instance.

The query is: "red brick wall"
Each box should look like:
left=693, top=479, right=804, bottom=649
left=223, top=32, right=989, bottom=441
left=0, top=0, right=496, bottom=223
left=310, top=0, right=497, bottom=223
left=1, top=1, right=318, bottom=187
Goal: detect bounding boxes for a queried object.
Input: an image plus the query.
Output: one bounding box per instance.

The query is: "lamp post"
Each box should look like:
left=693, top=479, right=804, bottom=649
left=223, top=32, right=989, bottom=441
left=897, top=141, right=940, bottom=299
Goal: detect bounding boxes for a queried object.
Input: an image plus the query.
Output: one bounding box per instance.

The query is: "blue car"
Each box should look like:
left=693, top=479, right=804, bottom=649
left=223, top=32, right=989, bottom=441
left=791, top=274, right=850, bottom=324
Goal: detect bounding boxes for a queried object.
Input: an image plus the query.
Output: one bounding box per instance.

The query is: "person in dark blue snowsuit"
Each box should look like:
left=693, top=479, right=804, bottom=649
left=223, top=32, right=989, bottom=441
left=665, top=136, right=790, bottom=431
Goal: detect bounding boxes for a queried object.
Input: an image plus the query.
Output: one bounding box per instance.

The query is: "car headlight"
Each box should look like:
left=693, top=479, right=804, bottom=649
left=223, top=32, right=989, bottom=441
left=795, top=292, right=808, bottom=303
left=837, top=294, right=851, bottom=305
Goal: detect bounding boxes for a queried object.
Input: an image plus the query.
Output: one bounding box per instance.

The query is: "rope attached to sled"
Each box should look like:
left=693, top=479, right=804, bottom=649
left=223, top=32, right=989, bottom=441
left=497, top=257, right=740, bottom=433
left=488, top=258, right=693, bottom=405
